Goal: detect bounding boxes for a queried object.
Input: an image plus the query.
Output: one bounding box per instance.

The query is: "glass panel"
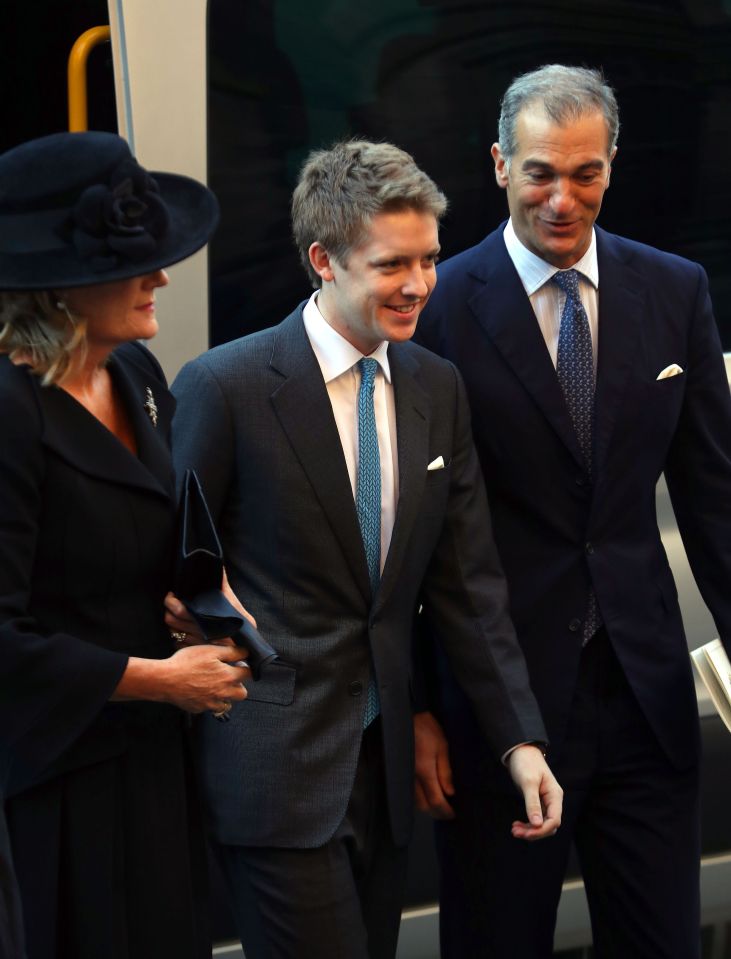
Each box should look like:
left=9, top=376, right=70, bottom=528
left=207, top=0, right=731, bottom=348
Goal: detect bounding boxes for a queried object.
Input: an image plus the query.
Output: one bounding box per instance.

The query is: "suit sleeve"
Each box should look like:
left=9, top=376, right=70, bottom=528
left=419, top=363, right=547, bottom=758
left=170, top=356, right=236, bottom=525
left=0, top=367, right=128, bottom=790
left=664, top=265, right=731, bottom=650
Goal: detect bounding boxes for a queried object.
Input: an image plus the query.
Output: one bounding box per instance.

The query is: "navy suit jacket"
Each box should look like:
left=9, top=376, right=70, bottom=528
left=171, top=307, right=546, bottom=849
left=416, top=223, right=731, bottom=772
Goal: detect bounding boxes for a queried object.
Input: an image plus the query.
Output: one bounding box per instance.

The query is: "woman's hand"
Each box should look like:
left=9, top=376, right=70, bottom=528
left=164, top=591, right=204, bottom=645
left=163, top=576, right=257, bottom=646
left=160, top=643, right=251, bottom=713
left=113, top=644, right=251, bottom=714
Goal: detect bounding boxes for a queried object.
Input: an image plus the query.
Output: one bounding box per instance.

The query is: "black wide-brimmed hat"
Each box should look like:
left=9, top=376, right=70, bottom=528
left=0, top=131, right=219, bottom=290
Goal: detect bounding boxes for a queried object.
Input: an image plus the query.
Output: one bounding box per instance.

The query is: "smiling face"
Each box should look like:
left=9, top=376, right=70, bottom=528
left=309, top=208, right=440, bottom=355
left=61, top=269, right=169, bottom=355
left=492, top=105, right=615, bottom=268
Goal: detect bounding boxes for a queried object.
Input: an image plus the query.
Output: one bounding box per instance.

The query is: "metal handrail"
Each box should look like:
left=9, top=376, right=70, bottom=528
left=67, top=25, right=111, bottom=132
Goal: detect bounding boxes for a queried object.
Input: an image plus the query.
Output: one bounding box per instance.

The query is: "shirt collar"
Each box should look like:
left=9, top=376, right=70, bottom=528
left=302, top=291, right=392, bottom=384
left=502, top=218, right=599, bottom=294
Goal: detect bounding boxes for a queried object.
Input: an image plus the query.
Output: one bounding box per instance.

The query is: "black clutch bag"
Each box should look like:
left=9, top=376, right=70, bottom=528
left=174, top=468, right=278, bottom=681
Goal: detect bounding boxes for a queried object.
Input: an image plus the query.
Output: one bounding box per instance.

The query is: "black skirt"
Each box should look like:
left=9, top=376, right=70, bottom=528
left=6, top=713, right=210, bottom=959
left=0, top=799, right=25, bottom=959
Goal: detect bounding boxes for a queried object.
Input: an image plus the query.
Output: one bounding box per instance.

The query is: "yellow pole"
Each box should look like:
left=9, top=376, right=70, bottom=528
left=67, top=25, right=112, bottom=132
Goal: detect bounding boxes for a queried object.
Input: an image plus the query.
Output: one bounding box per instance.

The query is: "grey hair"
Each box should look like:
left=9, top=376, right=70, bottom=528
left=0, top=292, right=88, bottom=386
left=292, top=139, right=447, bottom=288
left=498, top=65, right=619, bottom=164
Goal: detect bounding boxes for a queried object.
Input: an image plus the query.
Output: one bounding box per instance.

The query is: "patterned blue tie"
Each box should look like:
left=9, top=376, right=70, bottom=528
left=553, top=269, right=600, bottom=643
left=356, top=358, right=381, bottom=726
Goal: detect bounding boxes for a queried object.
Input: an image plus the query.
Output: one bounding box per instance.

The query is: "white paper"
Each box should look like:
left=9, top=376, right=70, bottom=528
left=691, top=638, right=731, bottom=734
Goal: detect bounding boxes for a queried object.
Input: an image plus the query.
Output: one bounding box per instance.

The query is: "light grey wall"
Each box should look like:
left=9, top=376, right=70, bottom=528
left=108, top=0, right=210, bottom=381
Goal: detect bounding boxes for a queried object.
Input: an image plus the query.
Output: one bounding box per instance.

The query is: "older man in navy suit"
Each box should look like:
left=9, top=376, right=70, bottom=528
left=171, top=140, right=563, bottom=959
left=414, top=65, right=731, bottom=958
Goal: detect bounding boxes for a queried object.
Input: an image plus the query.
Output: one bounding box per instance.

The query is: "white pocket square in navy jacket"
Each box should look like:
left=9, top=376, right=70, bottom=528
left=656, top=364, right=684, bottom=380
left=427, top=456, right=445, bottom=471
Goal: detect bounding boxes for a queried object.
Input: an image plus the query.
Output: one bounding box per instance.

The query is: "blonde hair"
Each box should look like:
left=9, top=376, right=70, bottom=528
left=292, top=139, right=447, bottom=288
left=0, top=292, right=88, bottom=386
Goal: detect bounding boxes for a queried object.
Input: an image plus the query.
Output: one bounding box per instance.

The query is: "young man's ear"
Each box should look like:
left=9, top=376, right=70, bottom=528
left=309, top=243, right=335, bottom=283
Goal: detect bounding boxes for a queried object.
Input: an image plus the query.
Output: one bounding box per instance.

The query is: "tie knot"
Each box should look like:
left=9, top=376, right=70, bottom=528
left=552, top=268, right=581, bottom=299
left=359, top=357, right=378, bottom=389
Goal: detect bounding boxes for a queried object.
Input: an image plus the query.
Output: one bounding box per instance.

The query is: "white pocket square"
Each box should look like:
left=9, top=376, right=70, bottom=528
left=656, top=364, right=684, bottom=380
left=427, top=455, right=445, bottom=472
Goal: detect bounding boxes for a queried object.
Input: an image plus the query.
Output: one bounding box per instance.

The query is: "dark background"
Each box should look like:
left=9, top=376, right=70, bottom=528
left=0, top=2, right=116, bottom=151
left=206, top=0, right=731, bottom=351
left=2, top=0, right=729, bottom=349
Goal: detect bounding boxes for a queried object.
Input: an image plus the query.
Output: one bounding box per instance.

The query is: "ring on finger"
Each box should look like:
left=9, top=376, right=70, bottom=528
left=170, top=631, right=188, bottom=643
left=212, top=700, right=232, bottom=722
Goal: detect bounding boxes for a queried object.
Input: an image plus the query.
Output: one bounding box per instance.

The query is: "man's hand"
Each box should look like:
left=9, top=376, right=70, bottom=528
left=221, top=569, right=258, bottom=627
left=507, top=744, right=563, bottom=841
left=414, top=711, right=456, bottom=820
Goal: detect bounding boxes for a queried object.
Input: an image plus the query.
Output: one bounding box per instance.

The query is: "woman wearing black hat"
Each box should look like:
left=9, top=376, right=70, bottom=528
left=0, top=132, right=250, bottom=959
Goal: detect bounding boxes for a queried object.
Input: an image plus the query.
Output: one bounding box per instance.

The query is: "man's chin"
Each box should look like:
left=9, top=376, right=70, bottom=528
left=536, top=238, right=588, bottom=269
left=389, top=320, right=420, bottom=343
left=534, top=228, right=593, bottom=266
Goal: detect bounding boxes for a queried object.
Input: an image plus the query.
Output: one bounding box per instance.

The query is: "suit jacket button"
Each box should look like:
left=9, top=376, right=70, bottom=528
left=569, top=618, right=582, bottom=632
left=585, top=541, right=594, bottom=554
left=348, top=681, right=363, bottom=697
left=575, top=475, right=586, bottom=487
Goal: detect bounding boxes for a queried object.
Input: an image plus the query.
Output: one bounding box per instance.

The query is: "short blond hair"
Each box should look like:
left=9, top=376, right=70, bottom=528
left=292, top=139, right=447, bottom=288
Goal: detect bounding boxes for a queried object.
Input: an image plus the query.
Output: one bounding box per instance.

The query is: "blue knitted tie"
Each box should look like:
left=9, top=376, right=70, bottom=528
left=356, top=358, right=381, bottom=726
left=553, top=269, right=600, bottom=643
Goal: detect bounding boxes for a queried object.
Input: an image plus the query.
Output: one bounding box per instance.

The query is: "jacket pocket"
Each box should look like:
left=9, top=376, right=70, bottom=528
left=243, top=660, right=296, bottom=705
left=424, top=460, right=452, bottom=486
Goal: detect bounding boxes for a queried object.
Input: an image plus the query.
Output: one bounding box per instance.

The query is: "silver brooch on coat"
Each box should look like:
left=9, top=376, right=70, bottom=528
left=143, top=386, right=158, bottom=427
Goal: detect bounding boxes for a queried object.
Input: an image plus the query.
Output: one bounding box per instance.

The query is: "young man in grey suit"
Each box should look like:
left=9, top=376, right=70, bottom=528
left=171, top=140, right=563, bottom=959
left=414, top=65, right=731, bottom=958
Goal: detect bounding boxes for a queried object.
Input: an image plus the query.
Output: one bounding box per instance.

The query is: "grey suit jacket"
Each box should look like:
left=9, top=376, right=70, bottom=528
left=171, top=305, right=545, bottom=848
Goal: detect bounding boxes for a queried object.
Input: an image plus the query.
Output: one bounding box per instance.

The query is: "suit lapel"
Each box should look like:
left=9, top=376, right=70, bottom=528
left=269, top=310, right=372, bottom=603
left=593, top=228, right=645, bottom=477
left=466, top=231, right=586, bottom=469
left=37, top=351, right=172, bottom=499
left=376, top=345, right=430, bottom=607
left=109, top=350, right=176, bottom=494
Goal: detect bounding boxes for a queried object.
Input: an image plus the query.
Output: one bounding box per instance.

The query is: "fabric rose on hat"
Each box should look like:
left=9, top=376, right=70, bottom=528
left=70, top=159, right=170, bottom=272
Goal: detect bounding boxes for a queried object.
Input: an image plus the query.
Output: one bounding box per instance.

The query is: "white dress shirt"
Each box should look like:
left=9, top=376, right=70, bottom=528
left=503, top=218, right=600, bottom=372
left=303, top=292, right=398, bottom=572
